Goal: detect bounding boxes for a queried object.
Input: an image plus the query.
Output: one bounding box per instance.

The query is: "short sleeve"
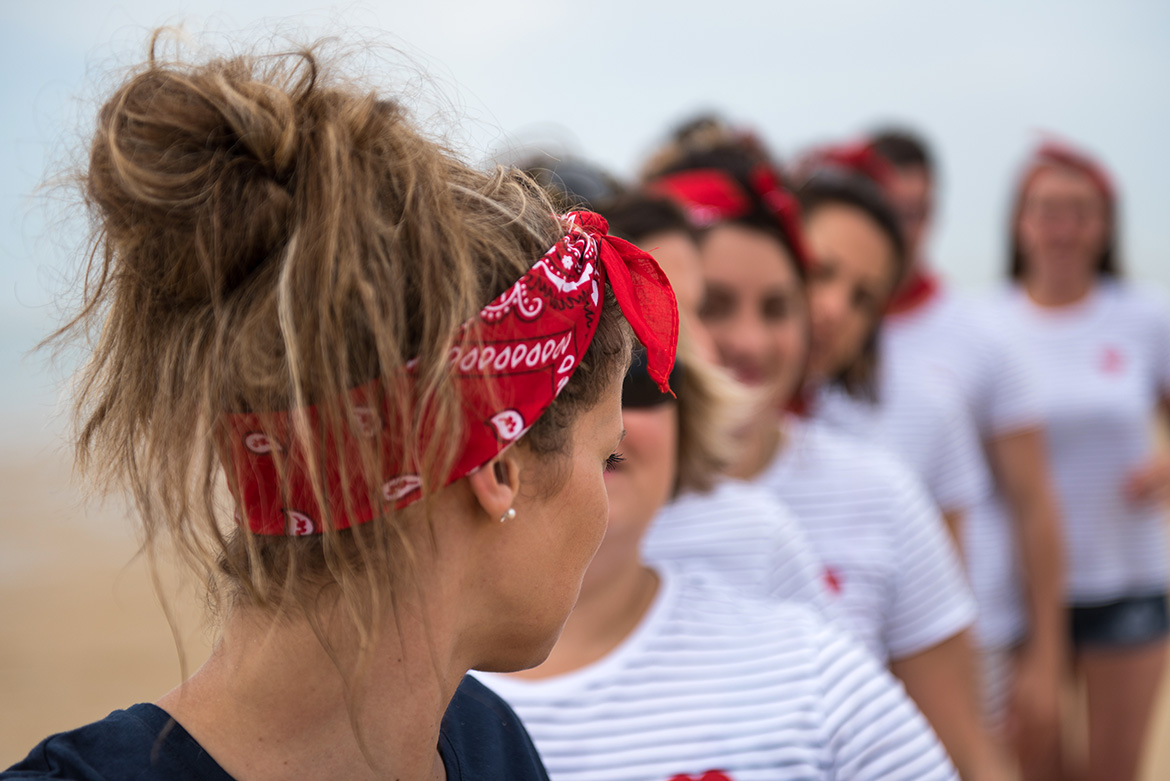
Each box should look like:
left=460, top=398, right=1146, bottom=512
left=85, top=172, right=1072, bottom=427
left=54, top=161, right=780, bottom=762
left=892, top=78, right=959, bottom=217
left=977, top=324, right=1045, bottom=437
left=882, top=466, right=978, bottom=660
left=814, top=621, right=958, bottom=780
left=961, top=302, right=1044, bottom=437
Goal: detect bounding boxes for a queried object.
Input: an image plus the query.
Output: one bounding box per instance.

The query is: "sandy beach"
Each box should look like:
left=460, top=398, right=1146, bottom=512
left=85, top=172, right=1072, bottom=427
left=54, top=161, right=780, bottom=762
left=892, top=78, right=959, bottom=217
left=2, top=442, right=1168, bottom=775
left=0, top=444, right=212, bottom=765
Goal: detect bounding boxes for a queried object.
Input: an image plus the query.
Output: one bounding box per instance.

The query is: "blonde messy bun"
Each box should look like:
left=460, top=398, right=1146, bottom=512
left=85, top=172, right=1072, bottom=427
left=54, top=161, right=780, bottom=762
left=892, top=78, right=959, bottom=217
left=60, top=32, right=631, bottom=621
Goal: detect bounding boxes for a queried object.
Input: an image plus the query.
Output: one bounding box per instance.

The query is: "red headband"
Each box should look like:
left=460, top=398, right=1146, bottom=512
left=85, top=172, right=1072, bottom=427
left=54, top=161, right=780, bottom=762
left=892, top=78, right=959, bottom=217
left=218, top=211, right=678, bottom=536
left=795, top=141, right=897, bottom=192
left=648, top=166, right=811, bottom=268
left=1021, top=139, right=1115, bottom=207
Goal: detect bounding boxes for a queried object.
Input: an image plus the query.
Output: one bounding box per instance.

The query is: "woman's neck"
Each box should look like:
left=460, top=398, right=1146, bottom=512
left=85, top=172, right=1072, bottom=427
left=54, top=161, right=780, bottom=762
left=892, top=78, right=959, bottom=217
left=157, top=602, right=458, bottom=781
left=1024, top=269, right=1096, bottom=308
left=727, top=409, right=785, bottom=481
left=512, top=554, right=660, bottom=680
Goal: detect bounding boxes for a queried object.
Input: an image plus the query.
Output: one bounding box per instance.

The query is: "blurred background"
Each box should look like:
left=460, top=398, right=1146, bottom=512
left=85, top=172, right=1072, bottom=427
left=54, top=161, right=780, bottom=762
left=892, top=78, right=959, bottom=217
left=2, top=0, right=1168, bottom=771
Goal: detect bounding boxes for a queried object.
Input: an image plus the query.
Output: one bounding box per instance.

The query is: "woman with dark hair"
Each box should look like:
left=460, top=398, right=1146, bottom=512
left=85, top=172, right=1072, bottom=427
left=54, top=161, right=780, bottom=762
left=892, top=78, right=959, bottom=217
left=644, top=144, right=1007, bottom=780
left=2, top=33, right=679, bottom=780
left=602, top=192, right=833, bottom=613
left=989, top=140, right=1170, bottom=781
left=794, top=155, right=991, bottom=546
left=792, top=152, right=1006, bottom=778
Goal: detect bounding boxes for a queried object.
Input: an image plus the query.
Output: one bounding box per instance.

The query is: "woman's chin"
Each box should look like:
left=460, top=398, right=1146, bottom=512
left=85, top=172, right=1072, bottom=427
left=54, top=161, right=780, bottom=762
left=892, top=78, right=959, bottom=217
left=472, top=625, right=566, bottom=674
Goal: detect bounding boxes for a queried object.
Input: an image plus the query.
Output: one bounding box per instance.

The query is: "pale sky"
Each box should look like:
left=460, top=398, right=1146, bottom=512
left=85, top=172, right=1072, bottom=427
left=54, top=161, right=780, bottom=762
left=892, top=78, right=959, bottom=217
left=2, top=0, right=1168, bottom=436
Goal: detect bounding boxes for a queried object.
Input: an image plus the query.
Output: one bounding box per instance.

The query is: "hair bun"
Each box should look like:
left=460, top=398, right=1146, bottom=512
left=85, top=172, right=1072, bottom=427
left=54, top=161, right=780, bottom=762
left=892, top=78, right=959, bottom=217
left=88, top=56, right=308, bottom=303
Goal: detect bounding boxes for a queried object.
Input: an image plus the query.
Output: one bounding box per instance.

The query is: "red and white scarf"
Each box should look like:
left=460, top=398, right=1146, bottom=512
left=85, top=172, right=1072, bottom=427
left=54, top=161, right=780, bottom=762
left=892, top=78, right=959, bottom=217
left=217, top=211, right=678, bottom=535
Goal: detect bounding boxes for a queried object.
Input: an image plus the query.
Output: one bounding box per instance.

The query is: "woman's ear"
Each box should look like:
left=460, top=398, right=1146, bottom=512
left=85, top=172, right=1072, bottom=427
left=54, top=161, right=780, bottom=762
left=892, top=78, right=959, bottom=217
left=467, top=451, right=521, bottom=523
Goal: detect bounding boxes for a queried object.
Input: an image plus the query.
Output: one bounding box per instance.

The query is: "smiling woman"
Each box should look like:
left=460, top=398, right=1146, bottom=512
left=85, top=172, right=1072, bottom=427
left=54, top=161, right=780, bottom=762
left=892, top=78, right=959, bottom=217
left=0, top=30, right=681, bottom=781
left=642, top=137, right=1011, bottom=779
left=993, top=141, right=1170, bottom=781
left=797, top=170, right=905, bottom=400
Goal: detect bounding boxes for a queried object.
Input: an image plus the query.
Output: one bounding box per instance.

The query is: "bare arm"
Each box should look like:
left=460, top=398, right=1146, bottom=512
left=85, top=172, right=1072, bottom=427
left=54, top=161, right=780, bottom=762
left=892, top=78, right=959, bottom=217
left=940, top=509, right=965, bottom=556
left=890, top=631, right=1010, bottom=781
left=986, top=426, right=1065, bottom=777
left=989, top=427, right=1064, bottom=664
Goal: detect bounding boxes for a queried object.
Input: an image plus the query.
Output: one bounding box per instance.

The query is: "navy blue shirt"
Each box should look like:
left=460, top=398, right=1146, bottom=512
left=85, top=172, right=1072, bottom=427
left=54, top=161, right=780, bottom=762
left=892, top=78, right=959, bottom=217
left=3, top=675, right=549, bottom=780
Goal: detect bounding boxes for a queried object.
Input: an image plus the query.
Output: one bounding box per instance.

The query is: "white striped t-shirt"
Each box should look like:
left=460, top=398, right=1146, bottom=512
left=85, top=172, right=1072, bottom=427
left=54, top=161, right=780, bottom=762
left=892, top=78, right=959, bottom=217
left=477, top=565, right=957, bottom=781
left=754, top=417, right=977, bottom=662
left=883, top=287, right=1044, bottom=649
left=987, top=282, right=1170, bottom=603
left=813, top=374, right=992, bottom=517
left=884, top=288, right=1044, bottom=438
left=641, top=479, right=837, bottom=617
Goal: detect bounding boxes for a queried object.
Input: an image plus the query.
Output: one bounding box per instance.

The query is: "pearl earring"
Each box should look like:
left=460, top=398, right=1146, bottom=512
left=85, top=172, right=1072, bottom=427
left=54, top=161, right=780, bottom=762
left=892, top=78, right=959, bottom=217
left=499, top=507, right=516, bottom=523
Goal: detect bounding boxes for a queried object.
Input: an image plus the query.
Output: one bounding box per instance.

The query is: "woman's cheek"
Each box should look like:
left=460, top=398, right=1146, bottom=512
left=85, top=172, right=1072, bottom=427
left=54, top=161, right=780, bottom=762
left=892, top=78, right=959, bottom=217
left=581, top=468, right=610, bottom=557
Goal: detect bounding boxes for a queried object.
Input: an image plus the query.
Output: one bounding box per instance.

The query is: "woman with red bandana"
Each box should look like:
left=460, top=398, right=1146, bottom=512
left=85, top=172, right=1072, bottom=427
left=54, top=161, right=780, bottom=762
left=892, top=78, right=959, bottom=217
left=602, top=192, right=834, bottom=615
left=986, top=141, right=1170, bottom=781
left=2, top=35, right=677, bottom=781
left=791, top=146, right=992, bottom=549
left=645, top=140, right=1009, bottom=781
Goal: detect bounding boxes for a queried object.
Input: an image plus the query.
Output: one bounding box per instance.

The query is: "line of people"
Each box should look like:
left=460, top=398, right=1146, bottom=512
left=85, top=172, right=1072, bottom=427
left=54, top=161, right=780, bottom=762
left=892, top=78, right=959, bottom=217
left=504, top=118, right=1170, bottom=781
left=5, top=32, right=1169, bottom=781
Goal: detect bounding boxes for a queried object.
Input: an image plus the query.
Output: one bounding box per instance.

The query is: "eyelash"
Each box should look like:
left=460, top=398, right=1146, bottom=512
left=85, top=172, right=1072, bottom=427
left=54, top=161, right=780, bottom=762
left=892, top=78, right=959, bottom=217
left=605, top=452, right=625, bottom=472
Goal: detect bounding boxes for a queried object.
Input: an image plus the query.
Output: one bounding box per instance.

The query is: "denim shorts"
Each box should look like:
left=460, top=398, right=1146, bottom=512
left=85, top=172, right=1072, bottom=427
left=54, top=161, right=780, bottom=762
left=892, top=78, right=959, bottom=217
left=1070, top=593, right=1170, bottom=649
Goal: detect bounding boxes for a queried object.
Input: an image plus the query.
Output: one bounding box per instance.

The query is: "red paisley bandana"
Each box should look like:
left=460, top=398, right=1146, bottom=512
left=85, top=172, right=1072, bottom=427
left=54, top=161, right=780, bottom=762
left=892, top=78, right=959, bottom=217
left=218, top=211, right=678, bottom=536
left=648, top=166, right=811, bottom=268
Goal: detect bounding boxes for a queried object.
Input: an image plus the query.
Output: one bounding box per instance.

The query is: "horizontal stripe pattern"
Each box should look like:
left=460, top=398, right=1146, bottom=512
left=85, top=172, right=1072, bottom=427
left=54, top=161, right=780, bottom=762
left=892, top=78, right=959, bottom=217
left=814, top=376, right=991, bottom=517
left=756, top=418, right=976, bottom=661
left=883, top=289, right=1043, bottom=648
left=479, top=568, right=956, bottom=781
left=642, top=480, right=836, bottom=617
left=986, top=282, right=1170, bottom=602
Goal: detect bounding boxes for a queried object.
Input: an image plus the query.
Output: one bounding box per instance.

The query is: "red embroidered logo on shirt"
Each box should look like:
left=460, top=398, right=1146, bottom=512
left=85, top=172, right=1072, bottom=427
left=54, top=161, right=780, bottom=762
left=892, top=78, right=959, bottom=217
left=1100, top=345, right=1126, bottom=375
left=824, top=567, right=843, bottom=595
left=668, top=772, right=734, bottom=781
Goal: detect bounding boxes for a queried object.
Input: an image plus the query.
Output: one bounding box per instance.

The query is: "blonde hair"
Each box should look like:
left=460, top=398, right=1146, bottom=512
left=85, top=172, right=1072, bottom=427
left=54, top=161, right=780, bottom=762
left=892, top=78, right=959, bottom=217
left=673, top=332, right=752, bottom=495
left=56, top=33, right=631, bottom=636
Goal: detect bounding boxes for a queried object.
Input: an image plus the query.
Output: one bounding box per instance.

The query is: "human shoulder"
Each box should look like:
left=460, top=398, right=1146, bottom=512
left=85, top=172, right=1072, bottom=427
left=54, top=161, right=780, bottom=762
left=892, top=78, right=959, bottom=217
left=937, top=288, right=1022, bottom=351
left=669, top=566, right=834, bottom=639
left=2, top=704, right=232, bottom=781
left=688, top=570, right=960, bottom=781
left=670, top=477, right=795, bottom=520
left=1108, top=280, right=1170, bottom=326
left=811, top=624, right=959, bottom=780
left=972, top=282, right=1022, bottom=315
left=780, top=417, right=923, bottom=494
left=812, top=384, right=883, bottom=441
left=646, top=478, right=799, bottom=561
left=438, top=676, right=549, bottom=781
